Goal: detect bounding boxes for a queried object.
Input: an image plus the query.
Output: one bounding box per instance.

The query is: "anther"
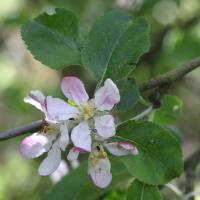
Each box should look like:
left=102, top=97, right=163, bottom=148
left=103, top=152, right=107, bottom=157
left=95, top=160, right=99, bottom=165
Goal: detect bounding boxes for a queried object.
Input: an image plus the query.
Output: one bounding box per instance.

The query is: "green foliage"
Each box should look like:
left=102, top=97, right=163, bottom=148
left=115, top=78, right=139, bottom=111
left=115, top=120, right=183, bottom=185
left=82, top=10, right=150, bottom=82
left=153, top=95, right=183, bottom=125
left=111, top=64, right=136, bottom=82
left=21, top=8, right=88, bottom=70
left=126, top=179, right=162, bottom=200
left=163, top=126, right=182, bottom=146
left=42, top=157, right=132, bottom=200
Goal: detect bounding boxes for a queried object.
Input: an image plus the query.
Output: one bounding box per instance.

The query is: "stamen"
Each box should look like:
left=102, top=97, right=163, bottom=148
left=91, top=161, right=96, bottom=167
left=95, top=160, right=99, bottom=165
left=85, top=114, right=89, bottom=120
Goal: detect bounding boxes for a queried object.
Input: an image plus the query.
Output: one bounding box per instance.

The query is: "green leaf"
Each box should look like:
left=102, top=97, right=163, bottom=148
left=82, top=10, right=150, bottom=82
left=153, top=95, right=183, bottom=125
left=21, top=8, right=88, bottom=70
left=115, top=78, right=139, bottom=111
left=112, top=64, right=136, bottom=82
left=115, top=120, right=183, bottom=185
left=42, top=157, right=132, bottom=200
left=126, top=179, right=162, bottom=200
left=163, top=126, right=182, bottom=146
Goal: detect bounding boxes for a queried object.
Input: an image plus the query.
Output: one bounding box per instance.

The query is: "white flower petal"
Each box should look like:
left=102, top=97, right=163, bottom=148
left=19, top=132, right=56, bottom=159
left=67, top=147, right=80, bottom=161
left=94, top=115, right=115, bottom=138
left=50, top=159, right=69, bottom=184
left=104, top=142, right=138, bottom=156
left=24, top=90, right=46, bottom=112
left=38, top=140, right=61, bottom=176
left=71, top=121, right=91, bottom=153
left=45, top=96, right=78, bottom=121
left=88, top=157, right=112, bottom=188
left=59, top=123, right=69, bottom=151
left=70, top=160, right=80, bottom=169
left=61, top=76, right=89, bottom=106
left=95, top=79, right=120, bottom=111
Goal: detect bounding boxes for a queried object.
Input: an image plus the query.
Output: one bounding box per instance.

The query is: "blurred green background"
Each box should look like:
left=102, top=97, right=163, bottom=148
left=0, top=0, right=200, bottom=199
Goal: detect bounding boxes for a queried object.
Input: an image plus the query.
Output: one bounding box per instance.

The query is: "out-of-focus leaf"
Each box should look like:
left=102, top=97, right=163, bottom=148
left=21, top=8, right=88, bottom=70
left=115, top=120, right=183, bottom=185
left=153, top=95, right=183, bottom=125
left=42, top=157, right=132, bottom=200
left=82, top=10, right=150, bottom=82
left=115, top=78, right=139, bottom=111
left=126, top=179, right=162, bottom=200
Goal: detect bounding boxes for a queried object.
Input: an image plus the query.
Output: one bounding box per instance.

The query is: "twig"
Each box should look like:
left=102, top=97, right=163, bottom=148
left=1, top=57, right=200, bottom=141
left=138, top=56, right=200, bottom=92
left=0, top=120, right=46, bottom=142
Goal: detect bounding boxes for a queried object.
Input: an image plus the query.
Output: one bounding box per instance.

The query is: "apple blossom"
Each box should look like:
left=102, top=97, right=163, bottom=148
left=87, top=141, right=138, bottom=188
left=20, top=91, right=70, bottom=176
left=46, top=77, right=120, bottom=153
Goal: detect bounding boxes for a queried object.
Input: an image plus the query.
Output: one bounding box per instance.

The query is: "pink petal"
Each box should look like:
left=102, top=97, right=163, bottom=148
left=59, top=123, right=69, bottom=151
left=19, top=133, right=56, bottom=159
left=104, top=142, right=138, bottom=156
left=67, top=147, right=80, bottom=161
left=38, top=140, right=61, bottom=176
left=94, top=115, right=115, bottom=138
left=24, top=90, right=46, bottom=113
left=95, top=79, right=120, bottom=111
left=61, top=77, right=89, bottom=106
left=71, top=121, right=91, bottom=153
left=88, top=157, right=112, bottom=188
left=45, top=96, right=78, bottom=120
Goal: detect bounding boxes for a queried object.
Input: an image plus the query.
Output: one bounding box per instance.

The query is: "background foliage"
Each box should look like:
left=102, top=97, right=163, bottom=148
left=0, top=0, right=200, bottom=199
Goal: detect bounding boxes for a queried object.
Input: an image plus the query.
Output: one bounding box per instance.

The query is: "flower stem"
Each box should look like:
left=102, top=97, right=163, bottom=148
left=139, top=96, right=152, bottom=107
left=148, top=109, right=156, bottom=122
left=116, top=106, right=153, bottom=126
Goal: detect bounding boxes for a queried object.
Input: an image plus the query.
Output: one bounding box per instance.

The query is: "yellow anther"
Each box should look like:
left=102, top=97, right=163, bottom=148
left=94, top=151, right=99, bottom=157
left=89, top=104, right=94, bottom=109
left=95, top=160, right=99, bottom=165
left=90, top=155, right=94, bottom=160
left=103, top=152, right=107, bottom=157
left=85, top=114, right=89, bottom=120
left=91, top=161, right=96, bottom=167
left=77, top=113, right=81, bottom=119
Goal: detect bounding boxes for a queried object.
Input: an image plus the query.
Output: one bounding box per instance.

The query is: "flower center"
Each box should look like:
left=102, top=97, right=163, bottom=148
left=77, top=102, right=94, bottom=120
left=89, top=145, right=107, bottom=167
left=40, top=120, right=60, bottom=134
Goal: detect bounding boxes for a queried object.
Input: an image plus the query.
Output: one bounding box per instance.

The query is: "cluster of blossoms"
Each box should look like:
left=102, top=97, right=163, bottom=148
left=20, top=77, right=138, bottom=188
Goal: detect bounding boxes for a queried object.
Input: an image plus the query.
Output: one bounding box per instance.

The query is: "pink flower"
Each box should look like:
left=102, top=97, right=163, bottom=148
left=46, top=77, right=120, bottom=153
left=20, top=91, right=70, bottom=176
left=87, top=141, right=138, bottom=188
